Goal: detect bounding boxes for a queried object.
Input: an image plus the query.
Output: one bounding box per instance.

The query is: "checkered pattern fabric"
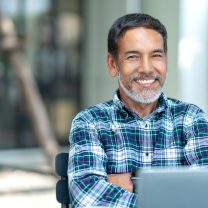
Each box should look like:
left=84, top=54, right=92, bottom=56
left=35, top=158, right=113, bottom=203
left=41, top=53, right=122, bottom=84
left=68, top=91, right=208, bottom=207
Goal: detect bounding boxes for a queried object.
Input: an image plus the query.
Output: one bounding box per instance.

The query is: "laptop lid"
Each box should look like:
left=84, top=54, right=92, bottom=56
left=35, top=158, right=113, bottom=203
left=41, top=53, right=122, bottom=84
left=136, top=168, right=208, bottom=208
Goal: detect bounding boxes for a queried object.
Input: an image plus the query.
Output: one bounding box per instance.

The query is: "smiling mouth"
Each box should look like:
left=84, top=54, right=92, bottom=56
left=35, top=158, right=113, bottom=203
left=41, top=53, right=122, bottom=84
left=137, top=79, right=155, bottom=84
left=134, top=79, right=157, bottom=88
left=130, top=73, right=161, bottom=88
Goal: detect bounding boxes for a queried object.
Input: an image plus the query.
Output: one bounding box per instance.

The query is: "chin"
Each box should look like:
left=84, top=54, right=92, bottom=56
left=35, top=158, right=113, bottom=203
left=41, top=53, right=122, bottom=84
left=129, top=89, right=162, bottom=104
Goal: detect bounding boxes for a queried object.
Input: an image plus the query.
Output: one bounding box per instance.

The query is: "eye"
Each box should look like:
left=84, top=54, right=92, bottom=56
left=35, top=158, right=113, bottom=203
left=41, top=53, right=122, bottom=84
left=152, top=53, right=163, bottom=58
left=127, top=55, right=139, bottom=61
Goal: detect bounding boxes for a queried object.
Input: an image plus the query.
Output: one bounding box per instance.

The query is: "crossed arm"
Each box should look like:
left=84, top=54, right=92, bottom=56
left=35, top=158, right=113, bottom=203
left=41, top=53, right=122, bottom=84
left=68, top=119, right=137, bottom=207
left=107, top=173, right=133, bottom=192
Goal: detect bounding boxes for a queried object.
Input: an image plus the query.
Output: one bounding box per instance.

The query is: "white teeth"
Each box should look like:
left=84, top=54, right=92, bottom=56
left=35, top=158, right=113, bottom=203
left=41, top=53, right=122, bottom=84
left=138, top=79, right=154, bottom=84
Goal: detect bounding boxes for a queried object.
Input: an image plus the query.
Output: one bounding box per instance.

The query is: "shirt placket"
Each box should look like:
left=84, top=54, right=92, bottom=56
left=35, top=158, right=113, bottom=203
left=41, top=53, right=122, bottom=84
left=140, top=120, right=153, bottom=167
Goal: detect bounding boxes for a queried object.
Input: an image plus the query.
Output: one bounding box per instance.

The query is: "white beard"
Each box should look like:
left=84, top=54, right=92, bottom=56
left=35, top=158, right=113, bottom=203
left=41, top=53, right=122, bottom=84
left=118, top=73, right=163, bottom=104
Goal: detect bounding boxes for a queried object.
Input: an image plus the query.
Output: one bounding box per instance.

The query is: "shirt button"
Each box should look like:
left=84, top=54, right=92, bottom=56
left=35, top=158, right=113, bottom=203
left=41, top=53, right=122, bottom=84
left=145, top=152, right=149, bottom=156
left=145, top=122, right=149, bottom=128
left=122, top=112, right=128, bottom=118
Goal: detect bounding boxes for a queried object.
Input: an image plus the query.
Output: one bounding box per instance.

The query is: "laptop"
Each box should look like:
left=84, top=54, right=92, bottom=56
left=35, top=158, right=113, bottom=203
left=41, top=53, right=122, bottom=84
left=134, top=168, right=208, bottom=208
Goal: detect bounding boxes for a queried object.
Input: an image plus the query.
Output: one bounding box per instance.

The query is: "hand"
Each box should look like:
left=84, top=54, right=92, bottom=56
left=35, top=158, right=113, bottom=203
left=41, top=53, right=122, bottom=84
left=107, top=173, right=133, bottom=192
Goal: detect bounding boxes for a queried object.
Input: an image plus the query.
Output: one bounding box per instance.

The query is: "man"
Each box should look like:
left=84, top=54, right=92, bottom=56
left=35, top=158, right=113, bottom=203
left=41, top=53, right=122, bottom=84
left=68, top=13, right=208, bottom=207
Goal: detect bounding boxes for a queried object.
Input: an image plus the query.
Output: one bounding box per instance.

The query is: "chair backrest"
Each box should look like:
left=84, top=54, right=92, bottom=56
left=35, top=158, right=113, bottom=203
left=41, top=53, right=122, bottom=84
left=55, top=152, right=70, bottom=208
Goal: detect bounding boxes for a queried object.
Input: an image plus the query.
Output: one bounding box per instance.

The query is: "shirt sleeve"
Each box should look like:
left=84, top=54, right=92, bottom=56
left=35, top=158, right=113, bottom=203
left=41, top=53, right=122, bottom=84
left=68, top=117, right=138, bottom=208
left=184, top=108, right=208, bottom=167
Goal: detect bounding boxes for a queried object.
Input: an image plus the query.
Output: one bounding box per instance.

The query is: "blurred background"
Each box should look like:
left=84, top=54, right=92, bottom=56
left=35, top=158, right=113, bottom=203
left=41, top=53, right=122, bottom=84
left=0, top=0, right=208, bottom=207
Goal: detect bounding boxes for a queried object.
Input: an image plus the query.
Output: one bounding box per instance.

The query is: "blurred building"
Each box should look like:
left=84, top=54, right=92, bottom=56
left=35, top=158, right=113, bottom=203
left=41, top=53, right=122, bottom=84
left=0, top=0, right=208, bottom=150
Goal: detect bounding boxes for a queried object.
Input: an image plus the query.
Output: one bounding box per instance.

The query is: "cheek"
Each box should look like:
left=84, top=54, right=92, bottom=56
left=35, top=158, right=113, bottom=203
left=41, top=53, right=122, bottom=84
left=118, top=66, right=132, bottom=79
left=119, top=65, right=137, bottom=79
left=160, top=69, right=167, bottom=84
left=162, top=68, right=167, bottom=78
left=119, top=72, right=133, bottom=88
left=156, top=63, right=167, bottom=75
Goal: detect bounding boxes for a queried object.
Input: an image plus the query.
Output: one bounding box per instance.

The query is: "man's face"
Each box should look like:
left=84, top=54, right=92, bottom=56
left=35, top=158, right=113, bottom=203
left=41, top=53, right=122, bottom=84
left=114, top=27, right=167, bottom=104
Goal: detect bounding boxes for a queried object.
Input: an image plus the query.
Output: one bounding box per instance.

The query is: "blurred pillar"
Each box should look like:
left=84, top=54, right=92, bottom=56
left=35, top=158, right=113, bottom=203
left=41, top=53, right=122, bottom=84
left=81, top=0, right=141, bottom=108
left=178, top=0, right=208, bottom=113
left=10, top=51, right=59, bottom=171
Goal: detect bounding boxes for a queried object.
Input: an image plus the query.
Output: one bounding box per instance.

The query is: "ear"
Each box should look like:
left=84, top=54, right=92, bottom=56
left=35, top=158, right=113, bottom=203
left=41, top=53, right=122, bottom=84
left=107, top=53, right=118, bottom=77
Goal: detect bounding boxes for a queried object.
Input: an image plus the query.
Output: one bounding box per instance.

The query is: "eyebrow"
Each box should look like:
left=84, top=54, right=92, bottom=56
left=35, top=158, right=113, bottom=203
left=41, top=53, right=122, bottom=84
left=152, top=49, right=165, bottom=53
left=124, top=49, right=165, bottom=56
left=124, top=50, right=140, bottom=56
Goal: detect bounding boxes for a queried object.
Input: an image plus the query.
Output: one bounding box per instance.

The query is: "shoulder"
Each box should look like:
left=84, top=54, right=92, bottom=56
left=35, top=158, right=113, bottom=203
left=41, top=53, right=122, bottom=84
left=73, top=100, right=114, bottom=123
left=166, top=97, right=207, bottom=120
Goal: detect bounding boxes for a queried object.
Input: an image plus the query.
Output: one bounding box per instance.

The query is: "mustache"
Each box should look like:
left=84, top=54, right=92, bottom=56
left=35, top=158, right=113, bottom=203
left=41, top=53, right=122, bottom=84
left=129, top=72, right=161, bottom=82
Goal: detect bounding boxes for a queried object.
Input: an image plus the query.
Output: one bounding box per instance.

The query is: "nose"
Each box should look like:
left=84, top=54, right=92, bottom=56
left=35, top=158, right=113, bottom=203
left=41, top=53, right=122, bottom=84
left=138, top=56, right=153, bottom=74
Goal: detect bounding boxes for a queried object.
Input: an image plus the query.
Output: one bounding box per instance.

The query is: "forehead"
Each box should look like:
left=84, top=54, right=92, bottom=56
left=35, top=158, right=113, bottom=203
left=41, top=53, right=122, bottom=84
left=118, top=27, right=164, bottom=52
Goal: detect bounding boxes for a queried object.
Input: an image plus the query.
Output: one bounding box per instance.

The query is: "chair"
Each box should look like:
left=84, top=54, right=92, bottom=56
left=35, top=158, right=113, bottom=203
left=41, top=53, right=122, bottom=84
left=55, top=152, right=70, bottom=208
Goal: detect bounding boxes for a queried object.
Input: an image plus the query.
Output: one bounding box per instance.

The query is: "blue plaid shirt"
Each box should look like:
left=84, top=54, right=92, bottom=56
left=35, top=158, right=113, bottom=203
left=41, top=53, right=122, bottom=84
left=68, top=92, right=208, bottom=207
